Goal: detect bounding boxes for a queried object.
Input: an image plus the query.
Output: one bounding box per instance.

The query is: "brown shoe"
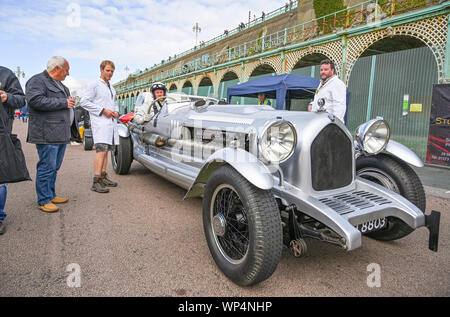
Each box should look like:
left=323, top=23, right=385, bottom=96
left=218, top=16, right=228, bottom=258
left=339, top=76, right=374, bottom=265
left=91, top=176, right=110, bottom=193
left=39, top=203, right=60, bottom=213
left=102, top=172, right=118, bottom=187
left=52, top=196, right=69, bottom=204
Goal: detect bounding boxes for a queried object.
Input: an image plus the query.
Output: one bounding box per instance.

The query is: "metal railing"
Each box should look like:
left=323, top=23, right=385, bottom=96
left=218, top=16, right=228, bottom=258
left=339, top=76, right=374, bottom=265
left=116, top=0, right=441, bottom=92
left=115, top=1, right=299, bottom=87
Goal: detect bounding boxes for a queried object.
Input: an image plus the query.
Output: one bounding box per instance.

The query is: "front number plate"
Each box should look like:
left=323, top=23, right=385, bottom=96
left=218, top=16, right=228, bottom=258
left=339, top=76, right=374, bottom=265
left=357, top=218, right=387, bottom=234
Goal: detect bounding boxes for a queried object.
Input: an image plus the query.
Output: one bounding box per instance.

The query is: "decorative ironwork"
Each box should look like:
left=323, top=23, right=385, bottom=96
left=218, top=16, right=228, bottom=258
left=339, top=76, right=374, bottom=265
left=216, top=66, right=242, bottom=84
left=285, top=40, right=344, bottom=76
left=345, top=15, right=449, bottom=83
left=115, top=1, right=448, bottom=96
left=243, top=55, right=284, bottom=80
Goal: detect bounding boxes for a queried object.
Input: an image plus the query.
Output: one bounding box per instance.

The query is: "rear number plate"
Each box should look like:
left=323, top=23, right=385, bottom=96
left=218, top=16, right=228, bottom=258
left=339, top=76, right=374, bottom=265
left=357, top=218, right=387, bottom=233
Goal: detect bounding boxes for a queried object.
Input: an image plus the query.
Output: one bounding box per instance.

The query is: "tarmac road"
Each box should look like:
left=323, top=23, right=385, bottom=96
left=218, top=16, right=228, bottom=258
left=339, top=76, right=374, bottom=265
left=0, top=121, right=449, bottom=297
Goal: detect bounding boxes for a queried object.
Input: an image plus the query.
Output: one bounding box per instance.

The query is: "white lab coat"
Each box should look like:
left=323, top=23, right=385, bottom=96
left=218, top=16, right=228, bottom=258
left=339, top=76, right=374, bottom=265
left=134, top=92, right=155, bottom=124
left=81, top=78, right=119, bottom=145
left=311, top=75, right=347, bottom=122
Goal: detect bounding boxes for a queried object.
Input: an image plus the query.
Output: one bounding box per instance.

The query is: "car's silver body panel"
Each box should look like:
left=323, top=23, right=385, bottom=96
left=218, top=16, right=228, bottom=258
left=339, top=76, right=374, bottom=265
left=272, top=177, right=425, bottom=250
left=385, top=139, right=424, bottom=167
left=184, top=148, right=274, bottom=200
left=118, top=123, right=129, bottom=138
left=127, top=101, right=426, bottom=251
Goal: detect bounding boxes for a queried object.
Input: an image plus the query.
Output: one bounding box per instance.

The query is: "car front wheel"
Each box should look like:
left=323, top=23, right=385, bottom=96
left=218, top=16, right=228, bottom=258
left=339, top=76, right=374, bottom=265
left=202, top=165, right=283, bottom=286
left=356, top=153, right=426, bottom=241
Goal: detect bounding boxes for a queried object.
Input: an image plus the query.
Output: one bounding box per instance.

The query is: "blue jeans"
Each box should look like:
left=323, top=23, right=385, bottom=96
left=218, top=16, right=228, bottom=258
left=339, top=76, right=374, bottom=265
left=36, top=144, right=66, bottom=206
left=0, top=184, right=6, bottom=223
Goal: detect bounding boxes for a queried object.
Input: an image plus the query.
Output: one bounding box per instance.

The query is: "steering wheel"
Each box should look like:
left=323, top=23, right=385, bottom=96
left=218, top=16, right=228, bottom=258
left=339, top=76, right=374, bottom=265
left=147, top=95, right=179, bottom=114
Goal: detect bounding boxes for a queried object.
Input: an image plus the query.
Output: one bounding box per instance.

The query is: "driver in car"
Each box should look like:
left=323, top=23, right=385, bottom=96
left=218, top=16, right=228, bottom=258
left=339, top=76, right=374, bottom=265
left=150, top=82, right=167, bottom=107
left=308, top=59, right=346, bottom=122
left=134, top=82, right=168, bottom=124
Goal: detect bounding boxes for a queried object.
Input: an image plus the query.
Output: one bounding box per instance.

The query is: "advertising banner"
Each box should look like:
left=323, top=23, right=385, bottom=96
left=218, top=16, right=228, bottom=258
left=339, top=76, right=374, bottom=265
left=426, top=84, right=450, bottom=167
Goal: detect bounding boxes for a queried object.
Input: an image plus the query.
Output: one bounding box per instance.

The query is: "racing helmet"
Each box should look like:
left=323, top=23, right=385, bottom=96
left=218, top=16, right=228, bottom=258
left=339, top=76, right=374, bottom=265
left=150, top=82, right=167, bottom=99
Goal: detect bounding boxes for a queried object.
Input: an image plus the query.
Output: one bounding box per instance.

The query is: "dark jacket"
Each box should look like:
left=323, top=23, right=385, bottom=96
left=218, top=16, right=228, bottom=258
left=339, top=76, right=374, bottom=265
left=0, top=66, right=26, bottom=132
left=25, top=71, right=71, bottom=144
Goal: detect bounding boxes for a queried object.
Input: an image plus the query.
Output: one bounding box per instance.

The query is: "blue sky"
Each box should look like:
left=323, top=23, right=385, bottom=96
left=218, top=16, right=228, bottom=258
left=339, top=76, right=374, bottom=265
left=0, top=0, right=284, bottom=94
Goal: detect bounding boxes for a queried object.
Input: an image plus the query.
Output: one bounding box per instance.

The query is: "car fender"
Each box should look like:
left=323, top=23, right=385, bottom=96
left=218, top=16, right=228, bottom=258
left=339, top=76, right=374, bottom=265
left=117, top=123, right=130, bottom=138
left=184, top=147, right=274, bottom=199
left=385, top=140, right=424, bottom=167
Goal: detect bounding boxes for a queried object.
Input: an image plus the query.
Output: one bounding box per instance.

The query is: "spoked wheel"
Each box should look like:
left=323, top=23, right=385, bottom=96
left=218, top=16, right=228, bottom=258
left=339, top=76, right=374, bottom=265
left=211, top=185, right=250, bottom=265
left=356, top=153, right=426, bottom=241
left=203, top=165, right=282, bottom=286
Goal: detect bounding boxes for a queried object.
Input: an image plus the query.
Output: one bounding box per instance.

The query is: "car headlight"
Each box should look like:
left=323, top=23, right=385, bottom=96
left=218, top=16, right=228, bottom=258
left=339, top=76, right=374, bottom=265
left=259, top=121, right=297, bottom=163
left=355, top=117, right=390, bottom=154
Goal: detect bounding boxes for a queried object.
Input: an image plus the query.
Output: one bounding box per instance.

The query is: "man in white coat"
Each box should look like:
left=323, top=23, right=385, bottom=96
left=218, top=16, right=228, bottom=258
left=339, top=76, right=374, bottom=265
left=308, top=59, right=347, bottom=122
left=81, top=60, right=119, bottom=193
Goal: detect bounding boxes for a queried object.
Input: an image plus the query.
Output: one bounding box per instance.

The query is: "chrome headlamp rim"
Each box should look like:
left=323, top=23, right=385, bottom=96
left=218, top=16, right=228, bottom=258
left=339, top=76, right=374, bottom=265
left=355, top=117, right=391, bottom=155
left=258, top=120, right=297, bottom=164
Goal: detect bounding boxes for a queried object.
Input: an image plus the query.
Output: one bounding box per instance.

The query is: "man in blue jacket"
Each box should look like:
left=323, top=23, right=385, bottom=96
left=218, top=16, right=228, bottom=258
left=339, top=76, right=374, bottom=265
left=26, top=56, right=75, bottom=213
left=0, top=66, right=26, bottom=234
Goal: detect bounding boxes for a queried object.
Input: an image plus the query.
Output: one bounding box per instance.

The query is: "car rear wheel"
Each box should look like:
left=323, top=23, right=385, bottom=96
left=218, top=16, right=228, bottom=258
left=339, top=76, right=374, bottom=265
left=112, top=136, right=133, bottom=175
left=356, top=153, right=425, bottom=241
left=202, top=165, right=283, bottom=286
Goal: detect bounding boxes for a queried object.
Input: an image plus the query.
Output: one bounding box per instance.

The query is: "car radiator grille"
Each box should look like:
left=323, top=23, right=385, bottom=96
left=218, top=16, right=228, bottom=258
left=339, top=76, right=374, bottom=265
left=319, top=190, right=392, bottom=215
left=311, top=124, right=353, bottom=191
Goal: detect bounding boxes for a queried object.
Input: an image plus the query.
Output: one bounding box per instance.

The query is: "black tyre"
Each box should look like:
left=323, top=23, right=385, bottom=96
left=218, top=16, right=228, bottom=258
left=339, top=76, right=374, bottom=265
left=83, top=134, right=93, bottom=151
left=356, top=153, right=426, bottom=241
left=202, top=165, right=283, bottom=286
left=112, top=136, right=133, bottom=175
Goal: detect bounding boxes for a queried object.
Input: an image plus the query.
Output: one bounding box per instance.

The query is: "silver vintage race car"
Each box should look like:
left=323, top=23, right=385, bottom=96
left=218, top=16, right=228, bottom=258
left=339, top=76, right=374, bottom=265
left=112, top=94, right=440, bottom=286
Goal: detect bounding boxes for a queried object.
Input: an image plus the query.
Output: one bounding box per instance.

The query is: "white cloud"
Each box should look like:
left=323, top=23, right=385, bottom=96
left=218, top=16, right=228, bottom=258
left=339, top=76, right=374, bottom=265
left=62, top=75, right=90, bottom=94
left=1, top=0, right=288, bottom=86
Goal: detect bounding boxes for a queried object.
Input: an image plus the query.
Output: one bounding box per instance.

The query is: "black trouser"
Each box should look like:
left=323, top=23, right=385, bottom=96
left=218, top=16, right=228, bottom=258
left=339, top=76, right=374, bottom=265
left=70, top=120, right=81, bottom=142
